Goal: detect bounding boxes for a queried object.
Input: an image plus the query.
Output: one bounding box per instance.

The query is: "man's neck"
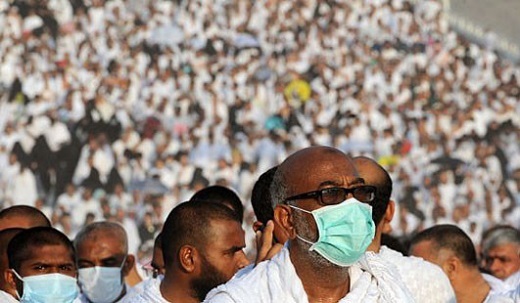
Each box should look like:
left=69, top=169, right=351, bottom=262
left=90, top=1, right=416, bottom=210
left=0, top=283, right=16, bottom=298
left=290, top=244, right=350, bottom=303
left=366, top=231, right=382, bottom=253
left=453, top=268, right=490, bottom=303
left=160, top=274, right=199, bottom=303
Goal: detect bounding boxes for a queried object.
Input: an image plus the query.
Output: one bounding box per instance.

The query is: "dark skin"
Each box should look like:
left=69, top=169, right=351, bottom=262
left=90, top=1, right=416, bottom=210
left=76, top=230, right=135, bottom=303
left=0, top=216, right=47, bottom=231
left=353, top=156, right=395, bottom=253
left=160, top=219, right=249, bottom=303
left=5, top=244, right=77, bottom=297
left=0, top=229, right=22, bottom=298
left=273, top=146, right=366, bottom=303
left=151, top=244, right=165, bottom=278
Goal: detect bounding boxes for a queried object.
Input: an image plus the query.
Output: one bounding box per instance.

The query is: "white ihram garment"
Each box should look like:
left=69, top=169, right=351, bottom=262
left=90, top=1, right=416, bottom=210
left=121, top=277, right=168, bottom=303
left=203, top=247, right=415, bottom=303
left=378, top=246, right=456, bottom=303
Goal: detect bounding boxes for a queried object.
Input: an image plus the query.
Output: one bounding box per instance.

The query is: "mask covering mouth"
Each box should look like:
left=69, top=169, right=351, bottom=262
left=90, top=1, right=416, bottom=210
left=289, top=197, right=375, bottom=267
left=77, top=257, right=127, bottom=303
left=12, top=270, right=79, bottom=303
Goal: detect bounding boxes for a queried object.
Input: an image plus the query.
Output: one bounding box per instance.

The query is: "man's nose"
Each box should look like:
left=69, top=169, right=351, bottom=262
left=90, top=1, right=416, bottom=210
left=236, top=251, right=250, bottom=270
left=487, top=258, right=500, bottom=273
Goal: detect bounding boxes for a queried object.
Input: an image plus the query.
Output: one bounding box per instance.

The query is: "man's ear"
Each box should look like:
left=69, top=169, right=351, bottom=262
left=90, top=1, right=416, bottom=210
left=381, top=200, right=395, bottom=234
left=273, top=205, right=295, bottom=239
left=122, top=254, right=136, bottom=276
left=178, top=245, right=198, bottom=273
left=5, top=269, right=20, bottom=296
left=441, top=256, right=460, bottom=281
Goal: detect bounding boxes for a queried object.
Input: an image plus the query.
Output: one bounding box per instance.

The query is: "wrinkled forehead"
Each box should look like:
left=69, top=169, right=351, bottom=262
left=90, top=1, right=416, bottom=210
left=20, top=244, right=75, bottom=268
left=280, top=148, right=361, bottom=194
left=77, top=230, right=127, bottom=253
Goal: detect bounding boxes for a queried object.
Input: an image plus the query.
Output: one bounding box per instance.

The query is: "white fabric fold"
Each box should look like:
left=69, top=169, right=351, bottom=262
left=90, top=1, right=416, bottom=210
left=204, top=247, right=416, bottom=303
left=0, top=290, right=18, bottom=303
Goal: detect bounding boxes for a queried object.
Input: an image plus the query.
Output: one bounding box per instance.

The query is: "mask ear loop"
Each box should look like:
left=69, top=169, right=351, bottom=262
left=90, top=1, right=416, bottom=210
left=10, top=269, right=24, bottom=300
left=119, top=256, right=128, bottom=285
left=287, top=204, right=317, bottom=246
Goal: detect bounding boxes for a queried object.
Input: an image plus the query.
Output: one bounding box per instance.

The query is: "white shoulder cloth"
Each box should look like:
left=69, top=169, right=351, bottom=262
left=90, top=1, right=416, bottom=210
left=204, top=247, right=416, bottom=303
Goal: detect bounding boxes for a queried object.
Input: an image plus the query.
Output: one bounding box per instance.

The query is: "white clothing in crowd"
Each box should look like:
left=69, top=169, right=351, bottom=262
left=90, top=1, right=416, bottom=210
left=204, top=247, right=415, bottom=303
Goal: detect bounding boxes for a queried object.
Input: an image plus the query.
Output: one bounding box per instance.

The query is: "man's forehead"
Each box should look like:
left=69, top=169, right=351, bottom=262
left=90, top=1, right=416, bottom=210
left=78, top=231, right=125, bottom=253
left=488, top=243, right=520, bottom=255
left=23, top=244, right=74, bottom=264
left=281, top=150, right=360, bottom=190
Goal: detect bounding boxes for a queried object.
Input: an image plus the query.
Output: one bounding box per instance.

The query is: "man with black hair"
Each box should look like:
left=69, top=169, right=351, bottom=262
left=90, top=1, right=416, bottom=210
left=251, top=166, right=277, bottom=229
left=74, top=222, right=135, bottom=303
left=126, top=201, right=249, bottom=303
left=5, top=227, right=79, bottom=303
left=0, top=205, right=51, bottom=231
left=0, top=228, right=24, bottom=303
left=250, top=165, right=286, bottom=264
left=189, top=185, right=244, bottom=223
left=410, top=224, right=514, bottom=303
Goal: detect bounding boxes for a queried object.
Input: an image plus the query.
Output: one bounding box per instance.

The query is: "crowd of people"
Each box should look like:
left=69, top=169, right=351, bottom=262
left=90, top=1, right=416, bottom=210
left=0, top=147, right=518, bottom=303
left=0, top=0, right=518, bottom=267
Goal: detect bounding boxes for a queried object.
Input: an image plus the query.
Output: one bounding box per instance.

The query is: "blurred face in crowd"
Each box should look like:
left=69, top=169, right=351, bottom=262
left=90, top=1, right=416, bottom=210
left=76, top=229, right=134, bottom=302
left=483, top=243, right=520, bottom=280
left=76, top=231, right=132, bottom=274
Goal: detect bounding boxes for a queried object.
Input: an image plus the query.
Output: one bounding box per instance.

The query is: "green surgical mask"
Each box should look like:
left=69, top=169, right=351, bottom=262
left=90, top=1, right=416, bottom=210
left=289, top=197, right=375, bottom=267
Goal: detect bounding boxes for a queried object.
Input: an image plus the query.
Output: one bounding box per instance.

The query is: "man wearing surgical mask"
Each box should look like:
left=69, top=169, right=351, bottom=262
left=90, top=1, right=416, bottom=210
left=204, top=146, right=415, bottom=303
left=74, top=222, right=135, bottom=303
left=5, top=227, right=79, bottom=303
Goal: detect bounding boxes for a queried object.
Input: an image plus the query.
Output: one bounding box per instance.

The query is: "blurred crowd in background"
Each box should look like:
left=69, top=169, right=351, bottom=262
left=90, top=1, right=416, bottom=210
left=0, top=0, right=518, bottom=260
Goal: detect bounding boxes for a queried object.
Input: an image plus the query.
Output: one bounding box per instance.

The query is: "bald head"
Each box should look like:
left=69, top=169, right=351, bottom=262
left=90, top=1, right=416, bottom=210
left=0, top=205, right=51, bottom=231
left=353, top=156, right=392, bottom=225
left=271, top=146, right=360, bottom=207
left=74, top=221, right=128, bottom=253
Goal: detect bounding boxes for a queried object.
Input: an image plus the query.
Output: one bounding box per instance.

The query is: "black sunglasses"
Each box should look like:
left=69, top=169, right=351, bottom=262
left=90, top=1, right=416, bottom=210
left=284, top=186, right=376, bottom=205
